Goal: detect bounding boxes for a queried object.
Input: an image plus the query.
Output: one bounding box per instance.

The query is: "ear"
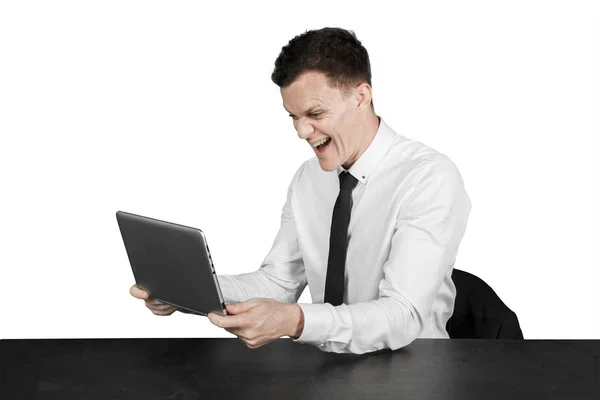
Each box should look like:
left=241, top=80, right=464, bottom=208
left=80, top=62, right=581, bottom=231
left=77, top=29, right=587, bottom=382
left=354, top=82, right=373, bottom=111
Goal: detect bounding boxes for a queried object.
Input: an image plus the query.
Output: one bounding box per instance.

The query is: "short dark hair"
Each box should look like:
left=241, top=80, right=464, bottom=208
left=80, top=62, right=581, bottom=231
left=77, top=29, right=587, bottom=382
left=271, top=27, right=373, bottom=106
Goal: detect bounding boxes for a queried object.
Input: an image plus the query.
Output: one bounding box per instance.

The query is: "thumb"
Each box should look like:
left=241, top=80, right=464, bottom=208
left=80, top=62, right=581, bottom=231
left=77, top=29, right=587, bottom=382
left=226, top=301, right=255, bottom=315
left=207, top=313, right=220, bottom=326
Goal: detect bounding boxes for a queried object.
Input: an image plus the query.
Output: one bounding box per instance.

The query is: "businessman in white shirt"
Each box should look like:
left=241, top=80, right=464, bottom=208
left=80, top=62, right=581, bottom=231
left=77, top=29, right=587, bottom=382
left=130, top=27, right=472, bottom=354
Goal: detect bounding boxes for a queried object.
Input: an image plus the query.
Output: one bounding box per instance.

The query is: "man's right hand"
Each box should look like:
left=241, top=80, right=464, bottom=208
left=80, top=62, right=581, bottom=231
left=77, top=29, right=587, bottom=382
left=130, top=284, right=177, bottom=316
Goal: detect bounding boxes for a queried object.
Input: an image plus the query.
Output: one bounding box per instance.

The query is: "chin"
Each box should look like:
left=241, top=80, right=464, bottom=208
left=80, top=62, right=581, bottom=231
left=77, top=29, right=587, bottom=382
left=317, top=159, right=339, bottom=172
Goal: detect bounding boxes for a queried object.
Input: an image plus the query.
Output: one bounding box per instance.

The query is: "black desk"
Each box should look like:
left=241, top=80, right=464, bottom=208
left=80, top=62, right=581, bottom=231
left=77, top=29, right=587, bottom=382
left=1, top=338, right=598, bottom=399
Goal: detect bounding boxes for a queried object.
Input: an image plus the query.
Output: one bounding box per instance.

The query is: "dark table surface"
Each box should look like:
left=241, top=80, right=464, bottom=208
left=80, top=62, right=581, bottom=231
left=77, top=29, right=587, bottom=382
left=1, top=338, right=598, bottom=400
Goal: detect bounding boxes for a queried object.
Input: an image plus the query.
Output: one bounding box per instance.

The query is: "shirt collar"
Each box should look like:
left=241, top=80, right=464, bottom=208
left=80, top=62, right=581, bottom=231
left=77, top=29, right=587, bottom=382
left=337, top=117, right=397, bottom=185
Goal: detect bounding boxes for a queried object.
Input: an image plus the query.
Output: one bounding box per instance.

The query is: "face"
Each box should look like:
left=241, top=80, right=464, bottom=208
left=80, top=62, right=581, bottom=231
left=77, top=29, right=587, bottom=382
left=281, top=71, right=369, bottom=171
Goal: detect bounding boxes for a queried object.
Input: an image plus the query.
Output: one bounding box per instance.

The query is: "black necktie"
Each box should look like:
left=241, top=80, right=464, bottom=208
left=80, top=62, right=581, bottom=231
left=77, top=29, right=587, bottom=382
left=324, top=171, right=359, bottom=306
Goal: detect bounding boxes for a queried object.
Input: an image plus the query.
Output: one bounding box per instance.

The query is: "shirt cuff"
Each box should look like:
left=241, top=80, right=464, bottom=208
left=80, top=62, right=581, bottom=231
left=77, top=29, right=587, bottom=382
left=292, top=303, right=336, bottom=345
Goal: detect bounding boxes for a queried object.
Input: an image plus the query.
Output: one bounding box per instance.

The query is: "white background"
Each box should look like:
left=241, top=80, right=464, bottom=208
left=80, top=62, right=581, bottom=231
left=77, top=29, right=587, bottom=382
left=1, top=1, right=598, bottom=340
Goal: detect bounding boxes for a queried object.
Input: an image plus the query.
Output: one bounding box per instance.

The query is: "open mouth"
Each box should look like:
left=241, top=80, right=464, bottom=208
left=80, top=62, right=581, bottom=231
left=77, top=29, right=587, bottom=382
left=316, top=137, right=332, bottom=153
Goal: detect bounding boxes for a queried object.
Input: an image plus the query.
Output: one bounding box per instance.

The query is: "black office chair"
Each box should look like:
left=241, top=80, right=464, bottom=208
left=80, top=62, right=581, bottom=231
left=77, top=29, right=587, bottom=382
left=446, top=269, right=524, bottom=339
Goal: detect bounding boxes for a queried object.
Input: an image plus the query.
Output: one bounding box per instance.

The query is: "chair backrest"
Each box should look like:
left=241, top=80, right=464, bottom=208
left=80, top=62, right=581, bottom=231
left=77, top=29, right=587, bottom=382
left=446, top=269, right=524, bottom=339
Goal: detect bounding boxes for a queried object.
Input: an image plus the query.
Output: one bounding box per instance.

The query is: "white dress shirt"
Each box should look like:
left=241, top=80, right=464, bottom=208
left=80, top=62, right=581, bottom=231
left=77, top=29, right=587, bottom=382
left=218, top=117, right=472, bottom=354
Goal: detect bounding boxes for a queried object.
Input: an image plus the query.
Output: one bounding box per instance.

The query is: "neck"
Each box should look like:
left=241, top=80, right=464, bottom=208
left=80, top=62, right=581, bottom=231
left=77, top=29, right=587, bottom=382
left=342, top=112, right=380, bottom=169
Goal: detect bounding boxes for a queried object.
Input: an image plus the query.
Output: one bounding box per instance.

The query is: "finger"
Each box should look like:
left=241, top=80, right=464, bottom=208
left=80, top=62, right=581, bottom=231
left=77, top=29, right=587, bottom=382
left=145, top=298, right=174, bottom=310
left=148, top=306, right=176, bottom=314
left=243, top=337, right=264, bottom=349
left=225, top=327, right=250, bottom=341
left=232, top=332, right=253, bottom=347
left=130, top=285, right=149, bottom=300
left=146, top=302, right=176, bottom=312
left=152, top=308, right=176, bottom=316
left=208, top=313, right=248, bottom=329
left=146, top=302, right=176, bottom=313
left=146, top=298, right=164, bottom=306
left=226, top=300, right=260, bottom=315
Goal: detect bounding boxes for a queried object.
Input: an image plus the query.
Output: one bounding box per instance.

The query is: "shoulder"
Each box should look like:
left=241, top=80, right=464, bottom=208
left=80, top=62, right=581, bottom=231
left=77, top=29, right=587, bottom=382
left=286, top=156, right=319, bottom=190
left=292, top=156, right=325, bottom=181
left=384, top=134, right=463, bottom=185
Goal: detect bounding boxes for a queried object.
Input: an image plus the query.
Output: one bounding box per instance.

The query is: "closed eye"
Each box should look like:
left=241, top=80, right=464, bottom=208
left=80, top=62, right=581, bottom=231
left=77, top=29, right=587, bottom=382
left=288, top=112, right=323, bottom=120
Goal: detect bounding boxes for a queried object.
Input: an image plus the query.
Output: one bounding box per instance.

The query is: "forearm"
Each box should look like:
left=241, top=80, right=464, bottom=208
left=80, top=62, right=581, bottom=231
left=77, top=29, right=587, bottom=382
left=294, top=295, right=423, bottom=354
left=218, top=267, right=307, bottom=304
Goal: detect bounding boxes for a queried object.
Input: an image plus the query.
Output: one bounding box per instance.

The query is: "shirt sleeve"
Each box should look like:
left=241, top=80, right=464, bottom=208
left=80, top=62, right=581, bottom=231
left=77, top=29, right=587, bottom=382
left=216, top=164, right=308, bottom=305
left=293, top=161, right=472, bottom=354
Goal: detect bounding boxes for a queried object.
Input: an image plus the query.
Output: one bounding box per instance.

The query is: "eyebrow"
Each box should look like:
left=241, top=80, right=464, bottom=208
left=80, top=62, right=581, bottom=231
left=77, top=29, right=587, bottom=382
left=285, top=106, right=324, bottom=117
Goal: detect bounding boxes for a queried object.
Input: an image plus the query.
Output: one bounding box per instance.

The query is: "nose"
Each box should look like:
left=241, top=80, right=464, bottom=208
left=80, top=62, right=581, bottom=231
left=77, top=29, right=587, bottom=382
left=294, top=118, right=315, bottom=140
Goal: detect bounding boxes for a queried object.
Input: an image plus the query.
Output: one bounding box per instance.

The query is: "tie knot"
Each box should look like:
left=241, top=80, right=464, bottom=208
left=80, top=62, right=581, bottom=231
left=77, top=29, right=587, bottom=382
left=339, top=171, right=359, bottom=191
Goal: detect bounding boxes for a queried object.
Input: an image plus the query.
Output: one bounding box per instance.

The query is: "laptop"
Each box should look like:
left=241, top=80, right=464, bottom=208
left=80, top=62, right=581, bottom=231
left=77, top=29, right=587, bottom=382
left=116, top=211, right=227, bottom=316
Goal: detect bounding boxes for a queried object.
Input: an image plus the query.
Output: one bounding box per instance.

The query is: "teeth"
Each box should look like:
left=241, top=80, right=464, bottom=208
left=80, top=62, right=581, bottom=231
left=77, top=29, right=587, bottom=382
left=311, top=138, right=330, bottom=148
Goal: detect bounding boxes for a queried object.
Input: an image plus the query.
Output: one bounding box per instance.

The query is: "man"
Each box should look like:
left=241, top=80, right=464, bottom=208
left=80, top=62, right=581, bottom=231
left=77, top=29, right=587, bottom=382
left=130, top=27, right=471, bottom=354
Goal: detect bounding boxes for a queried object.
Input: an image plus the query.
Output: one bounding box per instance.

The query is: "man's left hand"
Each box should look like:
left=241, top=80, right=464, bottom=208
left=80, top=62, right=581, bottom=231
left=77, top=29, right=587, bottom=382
left=208, top=298, right=304, bottom=349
